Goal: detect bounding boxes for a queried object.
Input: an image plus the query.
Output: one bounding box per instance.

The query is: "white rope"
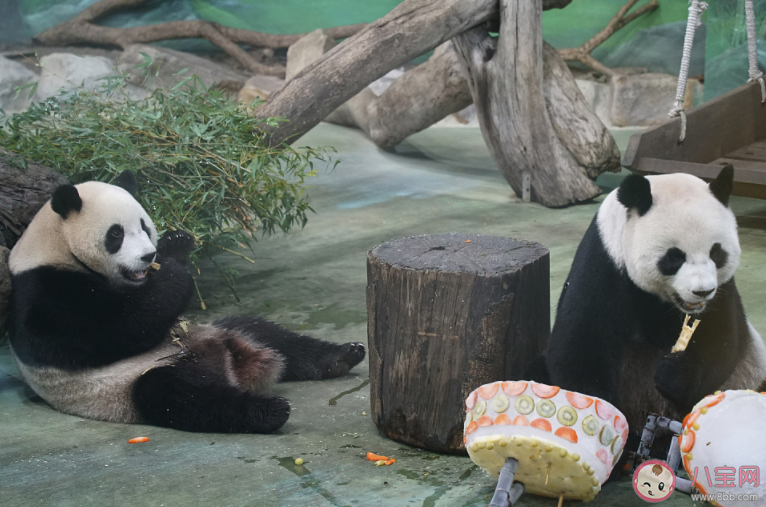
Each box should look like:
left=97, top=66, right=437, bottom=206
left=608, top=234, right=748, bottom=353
left=745, top=0, right=766, bottom=102
left=669, top=0, right=707, bottom=141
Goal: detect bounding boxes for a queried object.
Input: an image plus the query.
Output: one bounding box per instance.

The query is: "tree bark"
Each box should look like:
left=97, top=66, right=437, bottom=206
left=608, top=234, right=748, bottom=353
left=367, top=233, right=550, bottom=453
left=256, top=0, right=499, bottom=147
left=453, top=1, right=606, bottom=207
left=0, top=149, right=68, bottom=249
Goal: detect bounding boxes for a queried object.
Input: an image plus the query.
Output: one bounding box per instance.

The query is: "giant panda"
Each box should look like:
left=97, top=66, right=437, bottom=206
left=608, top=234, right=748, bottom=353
left=542, top=166, right=766, bottom=445
left=8, top=171, right=366, bottom=433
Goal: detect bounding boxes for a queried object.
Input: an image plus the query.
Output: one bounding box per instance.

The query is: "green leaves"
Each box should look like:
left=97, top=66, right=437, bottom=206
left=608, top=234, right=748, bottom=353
left=0, top=68, right=334, bottom=298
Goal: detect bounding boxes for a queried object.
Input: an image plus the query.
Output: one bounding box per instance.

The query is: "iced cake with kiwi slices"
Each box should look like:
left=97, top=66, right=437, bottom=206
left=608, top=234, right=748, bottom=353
left=464, top=381, right=627, bottom=502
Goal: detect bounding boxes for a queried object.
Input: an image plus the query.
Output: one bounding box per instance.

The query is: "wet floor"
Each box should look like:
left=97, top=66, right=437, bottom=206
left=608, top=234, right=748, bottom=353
left=2, top=123, right=765, bottom=506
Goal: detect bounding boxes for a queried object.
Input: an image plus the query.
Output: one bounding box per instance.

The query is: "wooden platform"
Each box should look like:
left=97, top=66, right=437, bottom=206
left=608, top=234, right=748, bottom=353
left=622, top=81, right=766, bottom=199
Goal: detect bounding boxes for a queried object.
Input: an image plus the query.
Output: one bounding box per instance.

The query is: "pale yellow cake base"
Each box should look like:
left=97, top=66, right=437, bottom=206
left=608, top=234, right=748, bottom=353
left=467, top=434, right=601, bottom=502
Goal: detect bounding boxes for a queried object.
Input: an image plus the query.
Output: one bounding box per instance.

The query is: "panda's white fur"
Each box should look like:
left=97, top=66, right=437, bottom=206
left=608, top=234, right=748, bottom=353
left=8, top=172, right=365, bottom=433
left=597, top=173, right=740, bottom=314
left=540, top=168, right=766, bottom=457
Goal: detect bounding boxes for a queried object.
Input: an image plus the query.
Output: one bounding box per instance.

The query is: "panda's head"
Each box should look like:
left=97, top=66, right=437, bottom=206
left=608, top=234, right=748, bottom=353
left=13, top=170, right=158, bottom=285
left=597, top=166, right=739, bottom=315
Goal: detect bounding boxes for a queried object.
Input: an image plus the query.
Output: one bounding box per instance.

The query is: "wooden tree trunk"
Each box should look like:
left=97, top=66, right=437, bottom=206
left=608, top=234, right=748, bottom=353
left=453, top=0, right=606, bottom=207
left=367, top=233, right=550, bottom=453
left=0, top=150, right=68, bottom=248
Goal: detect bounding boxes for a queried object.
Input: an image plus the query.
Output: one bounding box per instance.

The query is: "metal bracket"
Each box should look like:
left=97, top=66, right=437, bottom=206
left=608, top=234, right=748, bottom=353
left=489, top=459, right=526, bottom=507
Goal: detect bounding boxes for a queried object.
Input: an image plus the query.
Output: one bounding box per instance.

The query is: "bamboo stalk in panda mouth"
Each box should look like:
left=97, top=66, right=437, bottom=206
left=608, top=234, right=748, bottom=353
left=671, top=314, right=701, bottom=353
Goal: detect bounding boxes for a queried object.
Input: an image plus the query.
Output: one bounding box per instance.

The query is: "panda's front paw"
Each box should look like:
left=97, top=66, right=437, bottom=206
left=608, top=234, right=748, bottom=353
left=157, top=230, right=196, bottom=265
left=654, top=352, right=687, bottom=403
left=322, top=342, right=366, bottom=379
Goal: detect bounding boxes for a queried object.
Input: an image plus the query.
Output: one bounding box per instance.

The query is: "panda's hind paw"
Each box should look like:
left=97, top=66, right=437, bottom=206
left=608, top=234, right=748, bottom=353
left=247, top=395, right=291, bottom=433
left=322, top=342, right=366, bottom=379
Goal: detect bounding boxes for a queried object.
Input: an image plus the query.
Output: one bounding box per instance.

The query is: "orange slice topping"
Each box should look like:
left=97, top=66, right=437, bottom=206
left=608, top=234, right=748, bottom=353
left=478, top=383, right=499, bottom=400
left=512, top=415, right=529, bottom=426
left=596, top=448, right=609, bottom=464
left=495, top=414, right=512, bottom=425
left=703, top=391, right=725, bottom=409
left=466, top=391, right=478, bottom=410
left=614, top=415, right=627, bottom=433
left=531, top=383, right=561, bottom=399
left=681, top=430, right=695, bottom=453
left=477, top=415, right=494, bottom=427
left=554, top=427, right=578, bottom=443
left=501, top=381, right=528, bottom=397
left=595, top=399, right=615, bottom=420
left=530, top=418, right=552, bottom=432
left=566, top=391, right=594, bottom=409
left=466, top=421, right=478, bottom=434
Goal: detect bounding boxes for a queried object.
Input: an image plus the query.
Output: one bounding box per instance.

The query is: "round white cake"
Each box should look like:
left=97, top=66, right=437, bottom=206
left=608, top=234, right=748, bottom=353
left=680, top=390, right=766, bottom=507
left=464, top=381, right=627, bottom=502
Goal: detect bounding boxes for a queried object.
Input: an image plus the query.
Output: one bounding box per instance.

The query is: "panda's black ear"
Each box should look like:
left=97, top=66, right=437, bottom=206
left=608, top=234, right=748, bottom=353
left=51, top=185, right=82, bottom=219
left=709, top=164, right=734, bottom=207
left=617, top=174, right=653, bottom=216
left=113, top=170, right=139, bottom=197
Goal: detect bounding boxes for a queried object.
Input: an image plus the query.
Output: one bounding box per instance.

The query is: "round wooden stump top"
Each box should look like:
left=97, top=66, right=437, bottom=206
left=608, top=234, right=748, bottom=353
left=369, top=233, right=548, bottom=275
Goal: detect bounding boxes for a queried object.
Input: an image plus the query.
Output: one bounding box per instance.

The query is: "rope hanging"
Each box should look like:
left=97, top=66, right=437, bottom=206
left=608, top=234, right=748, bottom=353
left=745, top=0, right=766, bottom=103
left=669, top=0, right=708, bottom=142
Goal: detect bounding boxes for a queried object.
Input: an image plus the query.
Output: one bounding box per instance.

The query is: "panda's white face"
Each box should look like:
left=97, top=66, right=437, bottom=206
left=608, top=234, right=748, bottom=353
left=61, top=182, right=158, bottom=285
left=598, top=172, right=740, bottom=315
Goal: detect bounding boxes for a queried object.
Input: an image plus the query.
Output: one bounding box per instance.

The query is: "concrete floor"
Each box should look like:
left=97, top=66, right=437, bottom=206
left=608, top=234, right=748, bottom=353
left=2, top=124, right=766, bottom=507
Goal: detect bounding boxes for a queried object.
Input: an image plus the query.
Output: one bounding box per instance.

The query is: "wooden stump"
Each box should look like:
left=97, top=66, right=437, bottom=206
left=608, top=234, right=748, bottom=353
left=367, top=233, right=550, bottom=453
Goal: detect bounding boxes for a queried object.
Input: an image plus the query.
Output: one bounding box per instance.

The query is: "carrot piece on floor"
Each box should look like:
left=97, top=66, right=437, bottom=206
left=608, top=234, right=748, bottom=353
left=128, top=437, right=150, bottom=444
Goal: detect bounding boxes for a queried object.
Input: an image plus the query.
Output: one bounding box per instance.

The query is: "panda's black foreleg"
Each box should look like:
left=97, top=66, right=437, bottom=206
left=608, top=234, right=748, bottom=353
left=212, top=316, right=366, bottom=381
left=133, top=363, right=290, bottom=433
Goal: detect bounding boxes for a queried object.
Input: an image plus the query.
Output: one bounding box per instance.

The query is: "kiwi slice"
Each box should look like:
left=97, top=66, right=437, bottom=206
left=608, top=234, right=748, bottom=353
left=536, top=399, right=556, bottom=418
left=473, top=400, right=487, bottom=417
left=557, top=406, right=578, bottom=426
left=515, top=395, right=535, bottom=415
left=582, top=415, right=599, bottom=436
left=599, top=425, right=615, bottom=446
left=492, top=395, right=510, bottom=413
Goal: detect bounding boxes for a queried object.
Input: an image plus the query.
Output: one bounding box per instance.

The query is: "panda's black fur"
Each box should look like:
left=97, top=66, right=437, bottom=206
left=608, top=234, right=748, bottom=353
left=9, top=171, right=365, bottom=434
left=533, top=167, right=766, bottom=456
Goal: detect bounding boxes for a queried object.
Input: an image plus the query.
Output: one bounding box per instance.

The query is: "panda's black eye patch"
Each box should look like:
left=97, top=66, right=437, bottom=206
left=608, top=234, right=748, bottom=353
left=658, top=247, right=686, bottom=276
left=710, top=243, right=728, bottom=269
left=140, top=218, right=151, bottom=238
left=105, top=224, right=124, bottom=254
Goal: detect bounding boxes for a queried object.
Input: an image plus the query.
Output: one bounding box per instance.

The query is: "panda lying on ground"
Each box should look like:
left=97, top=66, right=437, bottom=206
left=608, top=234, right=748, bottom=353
left=8, top=171, right=365, bottom=433
left=538, top=166, right=766, bottom=446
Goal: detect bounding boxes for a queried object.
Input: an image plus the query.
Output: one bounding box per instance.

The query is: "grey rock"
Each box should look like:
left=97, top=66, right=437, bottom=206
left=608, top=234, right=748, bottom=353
left=238, top=75, right=285, bottom=107
left=599, top=21, right=706, bottom=77
left=609, top=73, right=702, bottom=127
left=285, top=29, right=337, bottom=82
left=118, top=44, right=249, bottom=92
left=575, top=79, right=614, bottom=128
left=0, top=56, right=38, bottom=118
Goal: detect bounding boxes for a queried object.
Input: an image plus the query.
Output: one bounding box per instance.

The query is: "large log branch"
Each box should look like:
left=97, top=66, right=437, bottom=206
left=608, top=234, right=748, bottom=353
left=256, top=0, right=499, bottom=147
left=33, top=0, right=366, bottom=77
left=453, top=1, right=610, bottom=207
left=558, top=0, right=659, bottom=76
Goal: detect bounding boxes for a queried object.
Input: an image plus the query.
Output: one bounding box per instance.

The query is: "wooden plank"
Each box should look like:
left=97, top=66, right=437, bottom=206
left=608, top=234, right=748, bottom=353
left=623, top=81, right=766, bottom=168
left=630, top=157, right=766, bottom=200
left=724, top=140, right=766, bottom=162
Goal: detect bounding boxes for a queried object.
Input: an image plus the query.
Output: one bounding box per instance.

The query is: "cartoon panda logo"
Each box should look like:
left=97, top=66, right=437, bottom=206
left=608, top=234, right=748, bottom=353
left=633, top=460, right=676, bottom=502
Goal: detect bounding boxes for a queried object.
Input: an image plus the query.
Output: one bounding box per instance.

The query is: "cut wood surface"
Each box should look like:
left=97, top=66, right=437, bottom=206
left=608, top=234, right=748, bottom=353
left=367, top=233, right=550, bottom=453
left=0, top=149, right=68, bottom=249
left=453, top=1, right=608, bottom=207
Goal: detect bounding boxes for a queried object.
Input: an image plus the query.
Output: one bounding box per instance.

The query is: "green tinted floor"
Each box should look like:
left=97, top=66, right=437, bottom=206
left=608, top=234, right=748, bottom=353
left=2, top=124, right=766, bottom=507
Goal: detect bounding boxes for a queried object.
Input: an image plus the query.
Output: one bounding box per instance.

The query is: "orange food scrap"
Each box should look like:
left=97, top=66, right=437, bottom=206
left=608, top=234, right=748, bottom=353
left=530, top=418, right=552, bottom=432
left=477, top=415, right=494, bottom=427
left=681, top=430, right=695, bottom=453
left=367, top=452, right=395, bottom=465
left=565, top=391, right=593, bottom=409
left=464, top=240, right=472, bottom=243
left=554, top=426, right=578, bottom=443
left=495, top=414, right=512, bottom=425
left=478, top=383, right=499, bottom=400
left=501, top=382, right=528, bottom=397
left=512, top=415, right=529, bottom=426
left=128, top=437, right=150, bottom=444
left=531, top=383, right=560, bottom=399
left=466, top=421, right=479, bottom=434
left=595, top=400, right=615, bottom=420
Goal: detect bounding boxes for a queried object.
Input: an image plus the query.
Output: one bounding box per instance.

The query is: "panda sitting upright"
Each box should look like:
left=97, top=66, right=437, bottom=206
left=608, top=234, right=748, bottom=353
left=8, top=171, right=365, bottom=433
left=543, top=166, right=766, bottom=440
